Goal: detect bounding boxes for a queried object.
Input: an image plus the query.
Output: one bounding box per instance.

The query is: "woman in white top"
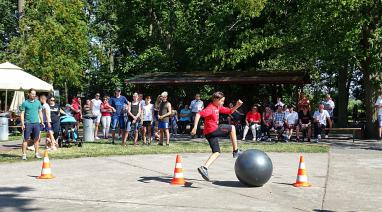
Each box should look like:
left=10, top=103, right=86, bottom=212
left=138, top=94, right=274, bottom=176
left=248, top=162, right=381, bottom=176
left=142, top=96, right=154, bottom=145
left=91, top=93, right=102, bottom=140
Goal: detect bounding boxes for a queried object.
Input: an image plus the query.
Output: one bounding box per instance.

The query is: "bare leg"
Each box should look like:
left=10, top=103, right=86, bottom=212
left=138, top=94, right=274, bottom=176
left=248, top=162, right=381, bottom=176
left=112, top=130, right=116, bottom=141
left=379, top=127, right=382, bottom=138
left=34, top=137, right=40, bottom=154
left=229, top=125, right=238, bottom=151
left=122, top=131, right=128, bottom=146
left=204, top=152, right=221, bottom=169
left=22, top=140, right=28, bottom=155
left=148, top=126, right=152, bottom=143
left=134, top=130, right=139, bottom=144
left=296, top=126, right=300, bottom=140
left=142, top=126, right=147, bottom=144
left=94, top=122, right=100, bottom=138
left=159, top=129, right=164, bottom=144
left=165, top=129, right=170, bottom=145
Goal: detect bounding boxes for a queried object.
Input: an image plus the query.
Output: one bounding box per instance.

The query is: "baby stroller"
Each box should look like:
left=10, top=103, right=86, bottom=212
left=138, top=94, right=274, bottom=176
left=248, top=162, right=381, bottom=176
left=58, top=115, right=83, bottom=147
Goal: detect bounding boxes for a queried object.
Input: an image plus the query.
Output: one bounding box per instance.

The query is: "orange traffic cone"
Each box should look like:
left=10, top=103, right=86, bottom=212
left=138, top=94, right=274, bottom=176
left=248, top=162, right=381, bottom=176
left=171, top=154, right=185, bottom=185
left=293, top=155, right=311, bottom=187
left=37, top=151, right=55, bottom=179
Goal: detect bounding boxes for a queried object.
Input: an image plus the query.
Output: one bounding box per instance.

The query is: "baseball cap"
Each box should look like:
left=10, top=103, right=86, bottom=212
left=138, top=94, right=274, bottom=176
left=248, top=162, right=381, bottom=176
left=115, top=87, right=121, bottom=92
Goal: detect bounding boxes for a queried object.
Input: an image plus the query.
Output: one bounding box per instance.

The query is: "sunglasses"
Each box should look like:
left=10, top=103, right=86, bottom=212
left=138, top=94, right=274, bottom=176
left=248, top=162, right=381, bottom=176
left=50, top=99, right=55, bottom=101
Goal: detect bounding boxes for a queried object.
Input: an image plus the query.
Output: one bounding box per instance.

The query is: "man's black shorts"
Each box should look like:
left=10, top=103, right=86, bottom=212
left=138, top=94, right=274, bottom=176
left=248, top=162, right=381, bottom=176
left=205, top=124, right=232, bottom=153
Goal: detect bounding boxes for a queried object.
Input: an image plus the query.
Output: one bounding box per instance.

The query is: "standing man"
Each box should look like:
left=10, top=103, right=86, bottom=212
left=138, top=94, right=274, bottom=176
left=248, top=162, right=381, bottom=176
left=313, top=103, right=332, bottom=143
left=158, top=91, right=172, bottom=146
left=375, top=91, right=382, bottom=141
left=190, top=94, right=204, bottom=138
left=91, top=93, right=102, bottom=140
left=20, top=89, right=44, bottom=160
left=109, top=87, right=129, bottom=145
left=322, top=94, right=335, bottom=138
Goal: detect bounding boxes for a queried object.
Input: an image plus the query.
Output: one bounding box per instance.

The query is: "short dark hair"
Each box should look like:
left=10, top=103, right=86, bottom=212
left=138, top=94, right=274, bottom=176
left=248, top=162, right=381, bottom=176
left=212, top=91, right=224, bottom=100
left=145, top=95, right=151, bottom=99
left=28, top=88, right=36, bottom=94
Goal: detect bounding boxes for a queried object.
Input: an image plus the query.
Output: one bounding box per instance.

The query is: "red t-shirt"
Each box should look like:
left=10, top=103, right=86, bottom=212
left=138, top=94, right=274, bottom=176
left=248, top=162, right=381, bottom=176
left=199, top=103, right=232, bottom=135
left=101, top=102, right=112, bottom=116
left=246, top=112, right=261, bottom=123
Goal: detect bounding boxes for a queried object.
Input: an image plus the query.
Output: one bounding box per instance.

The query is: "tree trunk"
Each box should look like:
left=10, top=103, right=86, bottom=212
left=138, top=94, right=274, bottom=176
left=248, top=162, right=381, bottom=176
left=336, top=67, right=350, bottom=127
left=109, top=48, right=114, bottom=73
left=363, top=72, right=378, bottom=138
left=18, top=0, right=24, bottom=17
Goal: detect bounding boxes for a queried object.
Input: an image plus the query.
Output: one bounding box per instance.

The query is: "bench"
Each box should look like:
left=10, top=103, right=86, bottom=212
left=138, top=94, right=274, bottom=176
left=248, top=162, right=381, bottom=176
left=324, top=128, right=362, bottom=142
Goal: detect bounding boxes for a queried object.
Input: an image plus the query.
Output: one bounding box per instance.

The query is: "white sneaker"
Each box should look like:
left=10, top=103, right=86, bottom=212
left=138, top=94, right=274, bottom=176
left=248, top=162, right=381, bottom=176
left=252, top=138, right=256, bottom=142
left=242, top=138, right=245, bottom=141
left=95, top=137, right=100, bottom=140
left=325, top=135, right=328, bottom=139
left=21, top=154, right=27, bottom=160
left=27, top=145, right=35, bottom=151
left=318, top=134, right=321, bottom=141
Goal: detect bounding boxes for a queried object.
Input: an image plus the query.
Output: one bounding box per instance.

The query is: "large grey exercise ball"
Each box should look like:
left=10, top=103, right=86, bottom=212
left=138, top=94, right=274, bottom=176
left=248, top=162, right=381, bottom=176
left=234, top=149, right=273, bottom=187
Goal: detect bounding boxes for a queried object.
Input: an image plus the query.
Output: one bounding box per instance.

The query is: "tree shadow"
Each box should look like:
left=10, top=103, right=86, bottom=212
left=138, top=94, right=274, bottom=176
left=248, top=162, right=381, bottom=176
left=212, top=180, right=248, bottom=188
left=313, top=210, right=336, bottom=212
left=328, top=141, right=382, bottom=151
left=138, top=176, right=197, bottom=188
left=0, top=153, right=20, bottom=158
left=0, top=186, right=42, bottom=211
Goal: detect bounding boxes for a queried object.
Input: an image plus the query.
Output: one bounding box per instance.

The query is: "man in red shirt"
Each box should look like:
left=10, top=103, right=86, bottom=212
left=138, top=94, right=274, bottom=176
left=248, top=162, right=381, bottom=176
left=191, top=91, right=243, bottom=181
left=242, top=105, right=261, bottom=141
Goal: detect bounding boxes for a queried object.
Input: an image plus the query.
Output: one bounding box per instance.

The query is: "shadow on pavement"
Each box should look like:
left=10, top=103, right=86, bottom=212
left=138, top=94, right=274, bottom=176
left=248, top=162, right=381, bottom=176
left=138, top=176, right=198, bottom=188
left=212, top=180, right=247, bottom=188
left=272, top=182, right=294, bottom=186
left=313, top=210, right=335, bottom=212
left=0, top=186, right=41, bottom=211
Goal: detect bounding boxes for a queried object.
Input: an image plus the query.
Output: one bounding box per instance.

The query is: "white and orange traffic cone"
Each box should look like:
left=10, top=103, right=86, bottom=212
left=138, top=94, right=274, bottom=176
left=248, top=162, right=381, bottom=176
left=293, top=155, right=311, bottom=187
left=171, top=154, right=185, bottom=185
left=37, top=151, right=55, bottom=179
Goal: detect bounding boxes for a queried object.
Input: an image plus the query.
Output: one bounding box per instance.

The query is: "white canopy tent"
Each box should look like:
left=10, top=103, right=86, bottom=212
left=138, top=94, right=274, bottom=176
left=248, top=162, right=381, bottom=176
left=0, top=62, right=54, bottom=111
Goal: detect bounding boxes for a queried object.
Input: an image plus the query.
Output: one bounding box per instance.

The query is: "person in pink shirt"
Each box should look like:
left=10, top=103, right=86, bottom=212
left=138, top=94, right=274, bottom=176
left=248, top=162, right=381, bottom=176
left=191, top=91, right=243, bottom=181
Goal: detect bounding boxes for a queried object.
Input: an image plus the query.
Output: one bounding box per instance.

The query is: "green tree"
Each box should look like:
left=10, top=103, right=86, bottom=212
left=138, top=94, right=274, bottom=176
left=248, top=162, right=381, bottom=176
left=6, top=0, right=90, bottom=94
left=0, top=0, right=18, bottom=60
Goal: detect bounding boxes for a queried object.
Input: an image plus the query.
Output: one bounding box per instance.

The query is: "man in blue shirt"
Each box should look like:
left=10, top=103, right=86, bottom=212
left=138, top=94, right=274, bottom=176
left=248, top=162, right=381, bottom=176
left=20, top=88, right=44, bottom=160
left=109, top=87, right=129, bottom=144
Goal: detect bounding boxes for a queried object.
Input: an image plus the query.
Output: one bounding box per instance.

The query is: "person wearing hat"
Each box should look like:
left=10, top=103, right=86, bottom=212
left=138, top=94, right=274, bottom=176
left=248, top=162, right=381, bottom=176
left=109, top=87, right=129, bottom=145
left=158, top=91, right=172, bottom=146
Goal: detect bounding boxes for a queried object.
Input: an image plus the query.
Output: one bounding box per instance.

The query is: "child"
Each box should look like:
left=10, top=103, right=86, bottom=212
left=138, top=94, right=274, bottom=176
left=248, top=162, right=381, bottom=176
left=191, top=91, right=243, bottom=181
left=170, top=110, right=178, bottom=137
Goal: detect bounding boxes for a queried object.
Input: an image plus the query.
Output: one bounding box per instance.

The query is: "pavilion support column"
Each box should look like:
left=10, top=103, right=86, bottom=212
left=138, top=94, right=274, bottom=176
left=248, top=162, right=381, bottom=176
left=5, top=89, right=8, bottom=112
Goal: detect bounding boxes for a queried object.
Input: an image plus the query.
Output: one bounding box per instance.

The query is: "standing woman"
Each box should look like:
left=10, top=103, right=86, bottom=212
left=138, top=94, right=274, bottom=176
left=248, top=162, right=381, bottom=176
left=49, top=96, right=60, bottom=149
left=142, top=96, right=154, bottom=145
left=40, top=95, right=57, bottom=150
left=91, top=93, right=102, bottom=140
left=100, top=96, right=114, bottom=139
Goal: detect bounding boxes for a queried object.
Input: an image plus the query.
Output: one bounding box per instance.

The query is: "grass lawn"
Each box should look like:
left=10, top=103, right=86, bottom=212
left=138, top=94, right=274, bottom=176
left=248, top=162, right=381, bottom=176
left=0, top=139, right=329, bottom=163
